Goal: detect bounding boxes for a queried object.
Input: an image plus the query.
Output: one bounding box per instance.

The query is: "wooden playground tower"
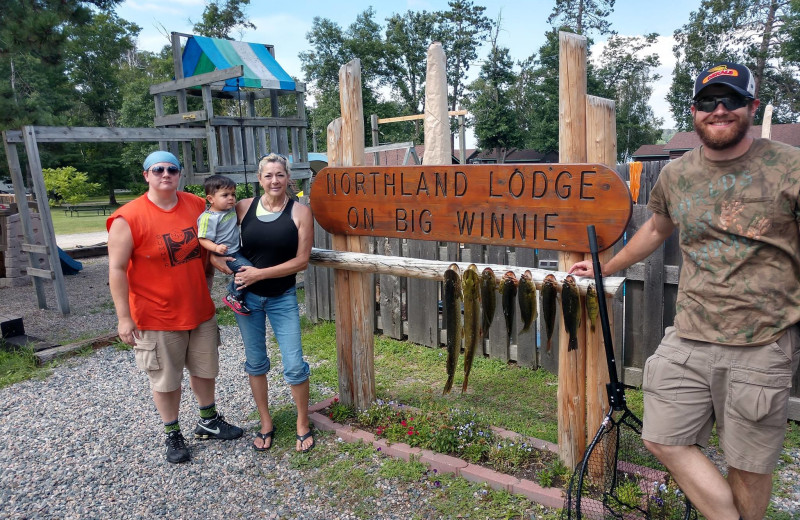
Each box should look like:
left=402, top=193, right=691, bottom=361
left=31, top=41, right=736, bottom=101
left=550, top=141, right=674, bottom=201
left=1, top=32, right=311, bottom=314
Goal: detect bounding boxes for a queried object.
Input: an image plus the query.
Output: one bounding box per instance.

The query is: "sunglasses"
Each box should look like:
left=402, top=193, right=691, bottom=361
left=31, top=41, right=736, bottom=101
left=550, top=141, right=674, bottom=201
left=693, top=95, right=750, bottom=113
left=149, top=165, right=181, bottom=175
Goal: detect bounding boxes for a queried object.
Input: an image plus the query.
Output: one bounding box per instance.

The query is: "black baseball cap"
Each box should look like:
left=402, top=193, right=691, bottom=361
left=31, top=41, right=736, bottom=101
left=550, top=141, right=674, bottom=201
left=693, top=62, right=756, bottom=100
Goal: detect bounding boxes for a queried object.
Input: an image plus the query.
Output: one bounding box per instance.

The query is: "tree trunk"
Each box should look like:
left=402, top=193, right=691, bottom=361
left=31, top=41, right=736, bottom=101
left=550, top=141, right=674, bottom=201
left=753, top=1, right=779, bottom=99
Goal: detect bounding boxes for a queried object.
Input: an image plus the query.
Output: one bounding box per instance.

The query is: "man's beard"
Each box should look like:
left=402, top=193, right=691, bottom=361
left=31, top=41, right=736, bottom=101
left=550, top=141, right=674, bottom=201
left=693, top=111, right=752, bottom=151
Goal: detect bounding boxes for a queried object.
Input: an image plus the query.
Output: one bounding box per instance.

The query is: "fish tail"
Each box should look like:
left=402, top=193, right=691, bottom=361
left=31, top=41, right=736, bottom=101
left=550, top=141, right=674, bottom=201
left=443, top=376, right=453, bottom=395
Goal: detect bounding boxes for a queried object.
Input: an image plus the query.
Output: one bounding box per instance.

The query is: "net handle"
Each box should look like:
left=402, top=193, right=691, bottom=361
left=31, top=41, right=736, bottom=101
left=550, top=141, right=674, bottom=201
left=588, top=224, right=626, bottom=410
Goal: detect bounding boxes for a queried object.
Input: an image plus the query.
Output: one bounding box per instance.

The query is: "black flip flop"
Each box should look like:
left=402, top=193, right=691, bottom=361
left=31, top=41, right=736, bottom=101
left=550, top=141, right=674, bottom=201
left=296, top=429, right=315, bottom=453
left=253, top=427, right=276, bottom=452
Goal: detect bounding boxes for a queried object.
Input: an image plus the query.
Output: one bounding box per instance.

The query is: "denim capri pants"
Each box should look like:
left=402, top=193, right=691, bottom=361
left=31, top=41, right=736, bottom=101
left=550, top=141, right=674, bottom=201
left=234, top=286, right=310, bottom=385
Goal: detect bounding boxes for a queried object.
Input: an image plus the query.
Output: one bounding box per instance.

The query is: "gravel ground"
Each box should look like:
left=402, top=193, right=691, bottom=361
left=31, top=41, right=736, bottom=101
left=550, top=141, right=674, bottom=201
left=1, top=256, right=799, bottom=518
left=0, top=258, right=435, bottom=519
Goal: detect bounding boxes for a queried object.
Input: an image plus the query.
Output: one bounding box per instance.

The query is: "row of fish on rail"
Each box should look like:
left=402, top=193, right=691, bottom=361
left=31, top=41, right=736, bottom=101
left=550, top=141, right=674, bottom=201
left=442, top=264, right=600, bottom=394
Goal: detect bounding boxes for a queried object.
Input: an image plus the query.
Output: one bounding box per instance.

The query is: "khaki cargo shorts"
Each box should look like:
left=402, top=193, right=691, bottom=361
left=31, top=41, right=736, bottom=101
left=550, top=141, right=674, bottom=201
left=133, top=316, right=221, bottom=393
left=642, top=325, right=800, bottom=474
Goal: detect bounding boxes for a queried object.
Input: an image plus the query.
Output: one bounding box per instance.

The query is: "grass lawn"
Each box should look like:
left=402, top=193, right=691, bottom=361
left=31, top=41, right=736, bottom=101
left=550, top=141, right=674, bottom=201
left=2, top=300, right=798, bottom=519
left=46, top=193, right=137, bottom=235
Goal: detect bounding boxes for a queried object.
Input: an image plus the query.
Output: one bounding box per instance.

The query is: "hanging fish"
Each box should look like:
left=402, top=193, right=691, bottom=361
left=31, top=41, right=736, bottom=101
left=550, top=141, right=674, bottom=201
left=480, top=267, right=497, bottom=336
left=518, top=270, right=537, bottom=334
left=562, top=275, right=581, bottom=351
left=462, top=264, right=481, bottom=393
left=443, top=264, right=463, bottom=394
left=500, top=271, right=518, bottom=351
left=541, top=274, right=558, bottom=353
left=586, top=283, right=599, bottom=332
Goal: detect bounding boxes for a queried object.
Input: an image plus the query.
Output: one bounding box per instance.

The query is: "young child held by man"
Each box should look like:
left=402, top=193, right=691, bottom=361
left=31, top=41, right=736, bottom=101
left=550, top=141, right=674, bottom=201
left=197, top=174, right=252, bottom=315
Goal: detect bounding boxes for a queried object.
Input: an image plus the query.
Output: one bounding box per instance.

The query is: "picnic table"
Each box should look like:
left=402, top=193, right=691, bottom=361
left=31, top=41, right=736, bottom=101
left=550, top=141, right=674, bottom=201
left=62, top=204, right=111, bottom=217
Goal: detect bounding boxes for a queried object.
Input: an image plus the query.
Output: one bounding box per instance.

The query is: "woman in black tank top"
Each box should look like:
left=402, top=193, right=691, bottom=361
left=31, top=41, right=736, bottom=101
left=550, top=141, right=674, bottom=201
left=212, top=153, right=316, bottom=453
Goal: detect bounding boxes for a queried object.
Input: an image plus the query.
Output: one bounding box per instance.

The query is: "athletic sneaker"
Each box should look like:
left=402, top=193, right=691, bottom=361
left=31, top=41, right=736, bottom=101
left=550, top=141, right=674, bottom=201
left=165, top=430, right=190, bottom=464
left=194, top=414, right=244, bottom=440
left=223, top=294, right=251, bottom=315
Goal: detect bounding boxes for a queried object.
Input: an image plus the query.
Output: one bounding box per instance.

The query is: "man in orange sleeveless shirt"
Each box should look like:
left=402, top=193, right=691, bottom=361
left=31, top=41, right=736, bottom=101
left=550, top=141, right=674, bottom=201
left=108, top=151, right=242, bottom=464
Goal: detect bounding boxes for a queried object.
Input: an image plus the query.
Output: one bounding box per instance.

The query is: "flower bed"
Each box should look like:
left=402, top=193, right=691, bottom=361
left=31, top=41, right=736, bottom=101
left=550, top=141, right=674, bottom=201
left=320, top=397, right=570, bottom=490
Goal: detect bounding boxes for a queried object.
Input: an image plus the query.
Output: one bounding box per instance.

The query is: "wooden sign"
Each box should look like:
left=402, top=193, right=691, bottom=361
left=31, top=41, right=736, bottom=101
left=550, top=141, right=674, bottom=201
left=310, top=164, right=631, bottom=252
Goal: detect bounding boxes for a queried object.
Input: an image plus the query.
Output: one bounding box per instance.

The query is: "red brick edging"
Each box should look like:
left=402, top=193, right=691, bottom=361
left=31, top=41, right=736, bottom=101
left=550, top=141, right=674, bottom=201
left=308, top=396, right=564, bottom=509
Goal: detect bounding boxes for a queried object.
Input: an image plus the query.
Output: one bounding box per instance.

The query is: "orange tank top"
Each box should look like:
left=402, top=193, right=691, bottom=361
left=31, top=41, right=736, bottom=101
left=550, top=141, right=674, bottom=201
left=107, top=192, right=215, bottom=330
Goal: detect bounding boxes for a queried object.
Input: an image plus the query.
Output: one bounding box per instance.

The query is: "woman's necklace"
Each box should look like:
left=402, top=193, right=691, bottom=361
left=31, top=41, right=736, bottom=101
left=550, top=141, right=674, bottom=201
left=261, top=194, right=288, bottom=213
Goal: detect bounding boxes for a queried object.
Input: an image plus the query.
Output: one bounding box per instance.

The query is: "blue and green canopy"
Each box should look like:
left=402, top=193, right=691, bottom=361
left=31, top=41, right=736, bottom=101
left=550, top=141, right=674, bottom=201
left=182, top=35, right=296, bottom=92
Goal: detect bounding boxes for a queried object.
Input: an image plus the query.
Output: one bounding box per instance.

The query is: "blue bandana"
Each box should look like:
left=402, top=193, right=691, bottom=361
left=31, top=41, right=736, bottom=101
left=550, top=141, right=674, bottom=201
left=143, top=151, right=181, bottom=171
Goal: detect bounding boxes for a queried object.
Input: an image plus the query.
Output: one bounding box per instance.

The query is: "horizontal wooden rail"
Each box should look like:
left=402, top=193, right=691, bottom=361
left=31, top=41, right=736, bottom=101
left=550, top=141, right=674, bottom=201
left=4, top=127, right=205, bottom=143
left=149, top=66, right=245, bottom=95
left=378, top=110, right=468, bottom=124
left=364, top=141, right=415, bottom=153
left=309, top=247, right=624, bottom=296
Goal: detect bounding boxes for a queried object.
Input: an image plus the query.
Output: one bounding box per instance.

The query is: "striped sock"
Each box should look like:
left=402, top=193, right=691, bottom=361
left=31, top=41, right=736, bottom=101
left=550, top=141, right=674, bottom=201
left=164, top=420, right=180, bottom=434
left=199, top=402, right=217, bottom=420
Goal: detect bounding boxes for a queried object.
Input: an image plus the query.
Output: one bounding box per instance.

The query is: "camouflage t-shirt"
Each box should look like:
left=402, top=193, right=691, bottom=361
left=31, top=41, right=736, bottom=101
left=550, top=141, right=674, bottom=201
left=648, top=138, right=800, bottom=346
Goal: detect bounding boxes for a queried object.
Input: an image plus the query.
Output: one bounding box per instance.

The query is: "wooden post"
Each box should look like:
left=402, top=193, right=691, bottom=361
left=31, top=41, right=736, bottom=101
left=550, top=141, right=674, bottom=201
left=331, top=60, right=375, bottom=410
left=557, top=31, right=588, bottom=468
left=171, top=32, right=193, bottom=180
left=2, top=136, right=47, bottom=307
left=585, top=95, right=617, bottom=481
left=21, top=127, right=70, bottom=314
left=371, top=114, right=380, bottom=166
left=202, top=85, right=219, bottom=174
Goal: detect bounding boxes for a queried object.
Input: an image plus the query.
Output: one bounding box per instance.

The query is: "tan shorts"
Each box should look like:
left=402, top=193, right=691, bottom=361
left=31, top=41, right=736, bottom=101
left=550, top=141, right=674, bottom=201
left=133, top=316, right=220, bottom=393
left=642, top=325, right=799, bottom=474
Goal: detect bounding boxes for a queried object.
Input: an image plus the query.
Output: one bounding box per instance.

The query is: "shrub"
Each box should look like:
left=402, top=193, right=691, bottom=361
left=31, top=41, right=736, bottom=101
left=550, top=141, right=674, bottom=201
left=42, top=167, right=101, bottom=206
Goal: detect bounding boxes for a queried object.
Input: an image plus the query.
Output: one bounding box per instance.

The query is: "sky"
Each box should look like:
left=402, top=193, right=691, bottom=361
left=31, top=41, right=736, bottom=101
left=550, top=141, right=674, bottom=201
left=115, top=0, right=702, bottom=144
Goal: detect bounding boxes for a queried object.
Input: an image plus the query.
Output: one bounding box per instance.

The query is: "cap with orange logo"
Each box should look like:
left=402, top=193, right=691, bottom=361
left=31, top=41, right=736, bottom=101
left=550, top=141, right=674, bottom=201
left=693, top=61, right=756, bottom=100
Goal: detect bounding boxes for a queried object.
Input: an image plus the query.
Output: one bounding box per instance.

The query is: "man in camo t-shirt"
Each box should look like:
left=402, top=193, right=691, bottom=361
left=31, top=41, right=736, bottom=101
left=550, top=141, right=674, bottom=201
left=570, top=62, right=800, bottom=520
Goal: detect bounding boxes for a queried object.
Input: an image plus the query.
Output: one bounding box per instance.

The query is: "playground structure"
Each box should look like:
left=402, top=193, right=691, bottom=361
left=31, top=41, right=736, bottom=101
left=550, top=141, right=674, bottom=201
left=1, top=33, right=311, bottom=314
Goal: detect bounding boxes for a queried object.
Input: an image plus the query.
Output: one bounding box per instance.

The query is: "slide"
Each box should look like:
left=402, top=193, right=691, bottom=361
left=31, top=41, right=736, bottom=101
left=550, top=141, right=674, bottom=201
left=58, top=247, right=83, bottom=275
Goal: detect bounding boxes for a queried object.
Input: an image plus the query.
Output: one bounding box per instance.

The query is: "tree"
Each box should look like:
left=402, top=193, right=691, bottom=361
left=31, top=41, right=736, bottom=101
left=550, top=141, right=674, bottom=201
left=384, top=10, right=440, bottom=143
left=467, top=20, right=523, bottom=162
left=192, top=0, right=256, bottom=40
left=669, top=0, right=799, bottom=130
left=66, top=12, right=140, bottom=127
left=513, top=29, right=561, bottom=155
left=300, top=9, right=398, bottom=149
left=42, top=166, right=100, bottom=206
left=547, top=0, right=617, bottom=36
left=594, top=34, right=664, bottom=160
left=0, top=0, right=121, bottom=129
left=436, top=1, right=494, bottom=114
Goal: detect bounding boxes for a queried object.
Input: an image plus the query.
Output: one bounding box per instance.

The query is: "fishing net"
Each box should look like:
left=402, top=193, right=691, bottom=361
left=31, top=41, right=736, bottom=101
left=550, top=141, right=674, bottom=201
left=561, top=408, right=696, bottom=519
left=562, top=225, right=697, bottom=520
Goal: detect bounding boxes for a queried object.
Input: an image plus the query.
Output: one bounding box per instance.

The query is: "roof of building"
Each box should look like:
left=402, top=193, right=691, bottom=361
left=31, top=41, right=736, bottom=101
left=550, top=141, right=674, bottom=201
left=363, top=145, right=476, bottom=166
left=469, top=148, right=559, bottom=163
left=631, top=144, right=668, bottom=158
left=665, top=123, right=800, bottom=151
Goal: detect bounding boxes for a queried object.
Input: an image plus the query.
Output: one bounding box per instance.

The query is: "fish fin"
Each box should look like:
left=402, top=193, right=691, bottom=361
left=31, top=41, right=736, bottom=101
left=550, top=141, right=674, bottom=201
left=568, top=336, right=578, bottom=351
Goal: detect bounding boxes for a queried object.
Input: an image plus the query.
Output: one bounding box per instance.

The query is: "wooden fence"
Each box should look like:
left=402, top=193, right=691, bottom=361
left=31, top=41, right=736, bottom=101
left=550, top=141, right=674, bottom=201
left=304, top=159, right=800, bottom=419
